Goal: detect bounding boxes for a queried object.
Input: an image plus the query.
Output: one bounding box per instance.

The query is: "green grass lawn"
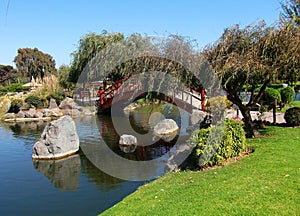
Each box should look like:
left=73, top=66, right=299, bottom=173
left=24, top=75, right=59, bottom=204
left=279, top=100, right=300, bottom=113
left=101, top=127, right=300, bottom=216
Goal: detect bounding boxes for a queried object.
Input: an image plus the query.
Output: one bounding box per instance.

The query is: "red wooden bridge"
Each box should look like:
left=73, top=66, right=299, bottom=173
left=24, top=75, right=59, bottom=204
left=97, top=77, right=206, bottom=113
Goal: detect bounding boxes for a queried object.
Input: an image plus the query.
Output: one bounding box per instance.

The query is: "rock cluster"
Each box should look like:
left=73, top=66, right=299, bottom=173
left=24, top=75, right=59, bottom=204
left=2, top=97, right=94, bottom=122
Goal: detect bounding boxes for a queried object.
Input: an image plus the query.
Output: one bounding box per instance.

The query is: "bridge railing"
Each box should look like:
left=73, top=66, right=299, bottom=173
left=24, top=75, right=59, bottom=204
left=98, top=77, right=206, bottom=112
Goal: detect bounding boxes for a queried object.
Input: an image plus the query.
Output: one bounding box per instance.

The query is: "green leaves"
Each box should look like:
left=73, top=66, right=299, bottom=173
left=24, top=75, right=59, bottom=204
left=190, top=118, right=246, bottom=168
left=14, top=48, right=57, bottom=81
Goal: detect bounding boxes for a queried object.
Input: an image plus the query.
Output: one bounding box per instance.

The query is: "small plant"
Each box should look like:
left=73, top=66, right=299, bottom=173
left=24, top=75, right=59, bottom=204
left=25, top=95, right=43, bottom=108
left=280, top=86, right=294, bottom=104
left=284, top=107, right=300, bottom=126
left=9, top=98, right=23, bottom=113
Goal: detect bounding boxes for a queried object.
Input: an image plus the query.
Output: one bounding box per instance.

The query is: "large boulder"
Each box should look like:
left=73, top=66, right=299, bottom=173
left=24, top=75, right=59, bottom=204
left=190, top=110, right=208, bottom=125
left=59, top=97, right=81, bottom=110
left=153, top=119, right=179, bottom=135
left=32, top=115, right=79, bottom=159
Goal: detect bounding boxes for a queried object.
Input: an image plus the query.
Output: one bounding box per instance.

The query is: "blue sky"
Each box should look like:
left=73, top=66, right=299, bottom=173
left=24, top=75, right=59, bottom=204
left=0, top=0, right=281, bottom=67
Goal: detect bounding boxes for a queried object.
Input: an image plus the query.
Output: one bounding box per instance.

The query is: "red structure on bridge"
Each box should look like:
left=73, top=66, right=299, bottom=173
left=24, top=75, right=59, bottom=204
left=97, top=77, right=206, bottom=113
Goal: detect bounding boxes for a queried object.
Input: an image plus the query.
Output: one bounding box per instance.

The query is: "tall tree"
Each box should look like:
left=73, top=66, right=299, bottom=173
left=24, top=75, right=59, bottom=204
left=69, top=31, right=124, bottom=83
left=14, top=48, right=57, bottom=82
left=0, top=65, right=17, bottom=84
left=203, top=22, right=275, bottom=137
left=58, top=64, right=71, bottom=89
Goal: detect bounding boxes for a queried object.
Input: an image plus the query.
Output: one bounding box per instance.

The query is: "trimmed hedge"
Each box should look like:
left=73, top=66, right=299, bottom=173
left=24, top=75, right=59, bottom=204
left=0, top=83, right=30, bottom=93
left=264, top=88, right=281, bottom=105
left=190, top=118, right=246, bottom=168
left=280, top=86, right=294, bottom=104
left=284, top=107, right=300, bottom=126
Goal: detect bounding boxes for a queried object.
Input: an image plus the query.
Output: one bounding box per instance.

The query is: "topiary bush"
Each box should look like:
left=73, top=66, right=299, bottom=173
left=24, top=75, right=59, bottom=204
left=284, top=107, right=300, bottom=126
left=263, top=88, right=281, bottom=106
left=190, top=118, right=246, bottom=168
left=280, top=86, right=295, bottom=104
left=25, top=95, right=43, bottom=108
left=9, top=98, right=23, bottom=113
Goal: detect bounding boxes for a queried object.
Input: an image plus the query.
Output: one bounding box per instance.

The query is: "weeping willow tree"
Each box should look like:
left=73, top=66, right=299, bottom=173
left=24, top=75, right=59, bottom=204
left=72, top=32, right=215, bottom=94
left=69, top=31, right=124, bottom=83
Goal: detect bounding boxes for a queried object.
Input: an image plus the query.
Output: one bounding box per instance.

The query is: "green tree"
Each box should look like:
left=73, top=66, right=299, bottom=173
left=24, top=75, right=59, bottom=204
left=203, top=22, right=276, bottom=137
left=0, top=64, right=19, bottom=84
left=14, top=48, right=57, bottom=82
left=58, top=64, right=71, bottom=89
left=69, top=31, right=124, bottom=83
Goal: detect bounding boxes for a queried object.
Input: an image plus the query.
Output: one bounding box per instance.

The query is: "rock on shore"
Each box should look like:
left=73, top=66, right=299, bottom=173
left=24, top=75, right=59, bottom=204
left=32, top=115, right=79, bottom=159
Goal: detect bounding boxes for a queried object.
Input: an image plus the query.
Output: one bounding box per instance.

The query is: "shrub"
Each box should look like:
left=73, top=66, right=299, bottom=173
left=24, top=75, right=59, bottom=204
left=9, top=99, right=23, bottom=113
left=206, top=96, right=229, bottom=123
left=0, top=83, right=30, bottom=93
left=280, top=86, right=295, bottom=104
left=263, top=88, right=281, bottom=105
left=25, top=95, right=43, bottom=108
left=284, top=107, right=300, bottom=126
left=190, top=118, right=246, bottom=167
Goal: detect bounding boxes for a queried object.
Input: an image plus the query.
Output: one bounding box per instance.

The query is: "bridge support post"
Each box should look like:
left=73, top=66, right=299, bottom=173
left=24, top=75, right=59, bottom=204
left=201, top=89, right=205, bottom=111
left=99, top=89, right=104, bottom=105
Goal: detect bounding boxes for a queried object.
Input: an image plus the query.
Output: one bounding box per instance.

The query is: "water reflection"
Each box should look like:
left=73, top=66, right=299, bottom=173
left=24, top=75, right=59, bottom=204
left=33, top=154, right=81, bottom=192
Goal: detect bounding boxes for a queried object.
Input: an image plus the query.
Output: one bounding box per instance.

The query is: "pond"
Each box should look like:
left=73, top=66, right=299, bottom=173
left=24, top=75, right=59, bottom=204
left=0, top=104, right=191, bottom=215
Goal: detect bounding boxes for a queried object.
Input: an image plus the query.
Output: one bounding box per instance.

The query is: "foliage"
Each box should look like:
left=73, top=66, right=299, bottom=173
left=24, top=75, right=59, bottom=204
left=203, top=20, right=300, bottom=137
left=0, top=97, right=11, bottom=115
left=263, top=87, right=282, bottom=105
left=102, top=127, right=300, bottom=216
left=280, top=0, right=300, bottom=27
left=284, top=107, right=300, bottom=126
left=58, top=64, right=71, bottom=89
left=280, top=86, right=295, bottom=104
left=190, top=118, right=246, bottom=167
left=0, top=83, right=30, bottom=94
left=24, top=95, right=43, bottom=108
left=0, top=64, right=21, bottom=85
left=9, top=99, right=23, bottom=113
left=69, top=31, right=124, bottom=83
left=32, top=75, right=65, bottom=106
left=206, top=96, right=227, bottom=122
left=14, top=48, right=57, bottom=81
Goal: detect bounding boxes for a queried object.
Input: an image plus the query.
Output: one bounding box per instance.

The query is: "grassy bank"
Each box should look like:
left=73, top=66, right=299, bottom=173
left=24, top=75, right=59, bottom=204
left=101, top=126, right=300, bottom=215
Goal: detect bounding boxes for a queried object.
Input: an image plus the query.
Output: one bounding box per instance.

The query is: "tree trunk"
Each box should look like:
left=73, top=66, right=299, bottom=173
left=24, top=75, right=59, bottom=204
left=239, top=106, right=255, bottom=138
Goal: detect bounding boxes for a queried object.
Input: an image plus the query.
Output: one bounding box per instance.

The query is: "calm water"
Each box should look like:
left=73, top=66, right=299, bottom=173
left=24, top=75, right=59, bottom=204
left=0, top=104, right=189, bottom=216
